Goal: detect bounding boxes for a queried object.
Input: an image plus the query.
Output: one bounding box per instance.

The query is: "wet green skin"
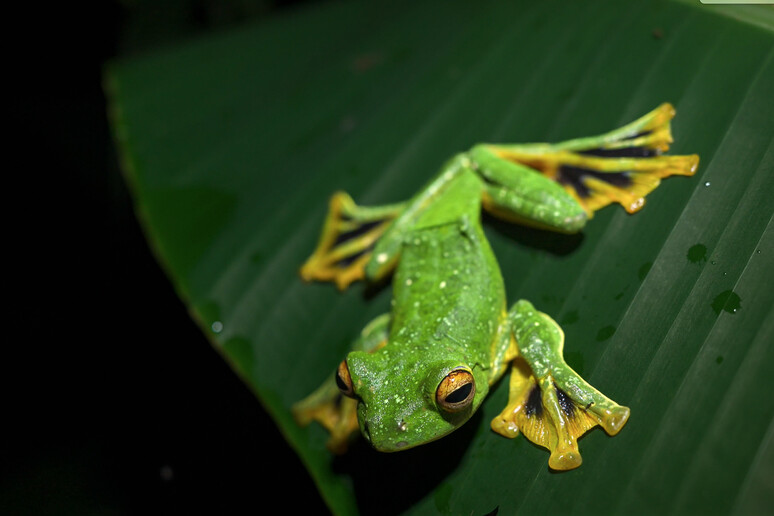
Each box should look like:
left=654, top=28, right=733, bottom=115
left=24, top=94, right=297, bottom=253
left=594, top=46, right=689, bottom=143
left=296, top=104, right=696, bottom=467
left=346, top=147, right=589, bottom=451
left=347, top=163, right=507, bottom=450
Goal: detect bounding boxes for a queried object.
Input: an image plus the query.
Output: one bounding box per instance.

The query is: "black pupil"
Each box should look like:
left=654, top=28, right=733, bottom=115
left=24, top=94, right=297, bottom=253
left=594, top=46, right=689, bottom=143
left=445, top=382, right=472, bottom=404
left=335, top=371, right=349, bottom=392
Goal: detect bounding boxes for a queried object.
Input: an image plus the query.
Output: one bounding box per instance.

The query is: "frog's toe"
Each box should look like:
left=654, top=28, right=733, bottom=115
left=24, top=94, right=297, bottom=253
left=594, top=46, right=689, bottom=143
left=490, top=414, right=520, bottom=439
left=600, top=405, right=631, bottom=436
left=549, top=447, right=582, bottom=471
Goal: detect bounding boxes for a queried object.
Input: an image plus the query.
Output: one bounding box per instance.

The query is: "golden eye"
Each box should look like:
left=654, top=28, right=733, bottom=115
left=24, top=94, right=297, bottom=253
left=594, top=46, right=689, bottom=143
left=335, top=360, right=355, bottom=398
left=436, top=368, right=476, bottom=412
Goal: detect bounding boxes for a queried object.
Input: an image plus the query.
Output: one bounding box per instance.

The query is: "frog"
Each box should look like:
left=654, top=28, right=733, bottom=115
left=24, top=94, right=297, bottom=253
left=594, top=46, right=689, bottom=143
left=292, top=103, right=699, bottom=470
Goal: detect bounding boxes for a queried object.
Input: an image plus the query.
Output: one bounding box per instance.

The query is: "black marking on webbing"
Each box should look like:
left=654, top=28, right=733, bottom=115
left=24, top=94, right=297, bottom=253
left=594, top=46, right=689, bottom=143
left=334, top=249, right=369, bottom=267
left=330, top=219, right=384, bottom=266
left=580, top=146, right=659, bottom=158
left=579, top=130, right=659, bottom=158
left=525, top=384, right=543, bottom=417
left=555, top=383, right=576, bottom=418
left=561, top=131, right=660, bottom=197
left=558, top=165, right=633, bottom=199
left=333, top=219, right=383, bottom=247
left=628, top=130, right=652, bottom=139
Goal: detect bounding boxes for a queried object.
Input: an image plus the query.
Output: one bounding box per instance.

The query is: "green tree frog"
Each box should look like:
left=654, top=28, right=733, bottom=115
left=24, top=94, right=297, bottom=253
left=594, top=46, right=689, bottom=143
left=293, top=104, right=698, bottom=470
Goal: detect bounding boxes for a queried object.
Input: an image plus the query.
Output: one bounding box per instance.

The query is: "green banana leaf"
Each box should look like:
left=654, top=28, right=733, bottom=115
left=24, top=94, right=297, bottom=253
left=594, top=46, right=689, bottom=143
left=106, top=0, right=774, bottom=514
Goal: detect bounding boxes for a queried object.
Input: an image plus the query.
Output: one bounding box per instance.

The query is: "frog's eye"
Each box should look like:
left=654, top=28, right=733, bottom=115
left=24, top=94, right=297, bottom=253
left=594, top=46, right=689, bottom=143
left=436, top=368, right=476, bottom=412
left=335, top=360, right=355, bottom=398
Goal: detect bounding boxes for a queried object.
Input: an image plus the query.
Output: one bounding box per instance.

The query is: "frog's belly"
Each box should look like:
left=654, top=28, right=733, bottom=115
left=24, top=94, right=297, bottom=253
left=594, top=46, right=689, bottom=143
left=389, top=219, right=505, bottom=357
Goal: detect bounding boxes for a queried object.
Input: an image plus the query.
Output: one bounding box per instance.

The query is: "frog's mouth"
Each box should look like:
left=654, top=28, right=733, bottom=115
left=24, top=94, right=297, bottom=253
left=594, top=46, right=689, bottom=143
left=360, top=408, right=470, bottom=453
left=360, top=417, right=411, bottom=452
left=363, top=426, right=433, bottom=453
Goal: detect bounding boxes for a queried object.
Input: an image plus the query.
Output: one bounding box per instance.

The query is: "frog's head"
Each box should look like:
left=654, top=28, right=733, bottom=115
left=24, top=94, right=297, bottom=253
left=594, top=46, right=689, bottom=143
left=335, top=348, right=489, bottom=451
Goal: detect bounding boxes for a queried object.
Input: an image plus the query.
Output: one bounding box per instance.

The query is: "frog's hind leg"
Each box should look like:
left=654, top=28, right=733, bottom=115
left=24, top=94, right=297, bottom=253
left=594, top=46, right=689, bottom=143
left=300, top=192, right=406, bottom=290
left=481, top=103, right=699, bottom=217
left=491, top=300, right=630, bottom=470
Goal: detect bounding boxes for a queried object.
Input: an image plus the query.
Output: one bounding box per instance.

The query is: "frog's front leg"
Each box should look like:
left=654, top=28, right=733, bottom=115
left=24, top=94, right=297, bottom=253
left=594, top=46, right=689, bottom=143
left=300, top=192, right=406, bottom=290
left=301, top=154, right=471, bottom=289
left=292, top=313, right=390, bottom=453
left=492, top=300, right=630, bottom=471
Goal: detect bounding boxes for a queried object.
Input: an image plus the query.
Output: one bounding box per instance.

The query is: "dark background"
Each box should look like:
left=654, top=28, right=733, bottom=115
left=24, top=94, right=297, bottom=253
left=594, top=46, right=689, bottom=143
left=5, top=2, right=329, bottom=513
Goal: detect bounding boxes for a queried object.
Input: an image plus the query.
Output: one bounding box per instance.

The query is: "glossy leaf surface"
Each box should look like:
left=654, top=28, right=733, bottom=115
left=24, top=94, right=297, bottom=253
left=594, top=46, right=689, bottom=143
left=107, top=1, right=774, bottom=514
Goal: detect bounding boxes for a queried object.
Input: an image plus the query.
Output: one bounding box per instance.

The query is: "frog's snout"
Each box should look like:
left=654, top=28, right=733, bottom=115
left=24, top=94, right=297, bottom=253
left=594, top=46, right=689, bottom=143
left=361, top=416, right=412, bottom=452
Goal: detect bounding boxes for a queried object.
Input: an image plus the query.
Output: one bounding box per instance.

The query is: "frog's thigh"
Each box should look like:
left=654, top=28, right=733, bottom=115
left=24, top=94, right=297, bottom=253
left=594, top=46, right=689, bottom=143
left=470, top=146, right=587, bottom=234
left=292, top=313, right=391, bottom=453
left=491, top=300, right=630, bottom=470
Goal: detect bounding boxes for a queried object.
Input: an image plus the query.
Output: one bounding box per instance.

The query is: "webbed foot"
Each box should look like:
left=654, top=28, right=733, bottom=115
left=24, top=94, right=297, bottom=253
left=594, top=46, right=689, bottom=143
left=484, top=103, right=699, bottom=217
left=292, top=380, right=359, bottom=454
left=300, top=192, right=404, bottom=289
left=492, top=300, right=630, bottom=470
left=491, top=357, right=630, bottom=470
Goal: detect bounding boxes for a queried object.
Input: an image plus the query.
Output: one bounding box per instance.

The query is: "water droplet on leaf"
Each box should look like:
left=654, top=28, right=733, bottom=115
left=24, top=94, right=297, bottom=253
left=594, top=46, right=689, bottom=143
left=711, top=290, right=741, bottom=315
left=687, top=244, right=707, bottom=264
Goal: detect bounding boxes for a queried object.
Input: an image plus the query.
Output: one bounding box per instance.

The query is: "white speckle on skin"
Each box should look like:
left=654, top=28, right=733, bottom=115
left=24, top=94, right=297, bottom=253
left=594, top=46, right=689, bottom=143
left=439, top=281, right=446, bottom=289
left=376, top=252, right=388, bottom=264
left=405, top=278, right=413, bottom=286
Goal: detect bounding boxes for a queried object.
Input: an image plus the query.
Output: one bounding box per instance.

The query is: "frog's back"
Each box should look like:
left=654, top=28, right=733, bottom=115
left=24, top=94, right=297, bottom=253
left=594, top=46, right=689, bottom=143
left=388, top=168, right=506, bottom=365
